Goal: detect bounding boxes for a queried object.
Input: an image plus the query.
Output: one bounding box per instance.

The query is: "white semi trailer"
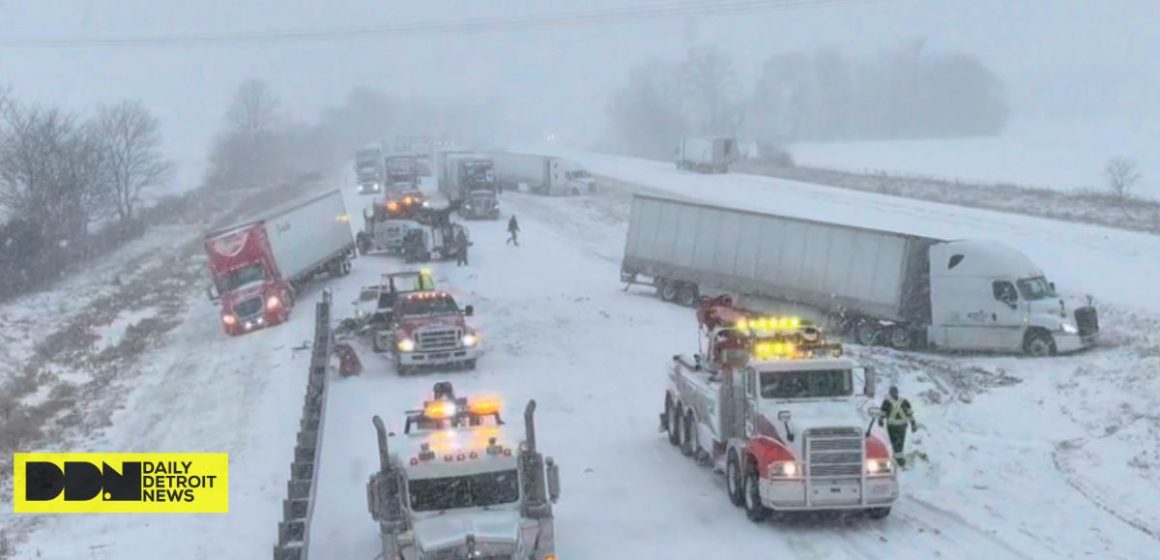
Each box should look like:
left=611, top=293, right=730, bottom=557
left=675, top=136, right=739, bottom=173
left=490, top=152, right=595, bottom=196
left=619, top=195, right=1099, bottom=356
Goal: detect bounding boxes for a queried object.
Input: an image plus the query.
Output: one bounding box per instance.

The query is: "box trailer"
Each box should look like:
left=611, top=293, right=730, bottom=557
left=204, top=189, right=355, bottom=335
left=490, top=152, right=596, bottom=196
left=675, top=136, right=739, bottom=173
left=619, top=194, right=1098, bottom=356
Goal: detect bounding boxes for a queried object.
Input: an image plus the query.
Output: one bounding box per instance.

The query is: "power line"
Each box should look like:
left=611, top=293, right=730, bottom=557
left=0, top=0, right=883, bottom=49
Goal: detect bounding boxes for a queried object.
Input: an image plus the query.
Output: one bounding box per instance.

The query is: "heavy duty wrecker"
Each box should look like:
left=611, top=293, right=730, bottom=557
left=367, top=382, right=561, bottom=560
left=661, top=295, right=899, bottom=520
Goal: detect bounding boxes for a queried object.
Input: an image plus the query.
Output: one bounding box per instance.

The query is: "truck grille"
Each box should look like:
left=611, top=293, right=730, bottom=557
left=417, top=328, right=462, bottom=351
left=1074, top=307, right=1099, bottom=336
left=234, top=297, right=262, bottom=319
left=805, top=428, right=863, bottom=478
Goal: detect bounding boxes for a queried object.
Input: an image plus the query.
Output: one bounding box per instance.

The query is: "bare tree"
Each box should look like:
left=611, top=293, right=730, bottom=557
left=95, top=101, right=174, bottom=223
left=680, top=46, right=742, bottom=135
left=227, top=78, right=283, bottom=136
left=1104, top=157, right=1141, bottom=199
left=0, top=102, right=108, bottom=241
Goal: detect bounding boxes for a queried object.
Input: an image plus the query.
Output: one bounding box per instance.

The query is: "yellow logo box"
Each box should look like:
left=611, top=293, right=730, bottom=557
left=13, top=453, right=228, bottom=514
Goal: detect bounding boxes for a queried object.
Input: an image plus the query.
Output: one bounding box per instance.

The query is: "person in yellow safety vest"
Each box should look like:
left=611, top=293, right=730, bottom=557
left=878, top=385, right=917, bottom=467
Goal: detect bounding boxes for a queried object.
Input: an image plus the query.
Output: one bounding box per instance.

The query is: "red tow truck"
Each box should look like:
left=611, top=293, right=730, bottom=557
left=661, top=296, right=899, bottom=520
left=391, top=291, right=482, bottom=375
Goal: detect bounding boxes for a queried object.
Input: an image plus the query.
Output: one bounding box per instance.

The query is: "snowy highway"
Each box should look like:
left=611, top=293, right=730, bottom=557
left=14, top=159, right=1160, bottom=559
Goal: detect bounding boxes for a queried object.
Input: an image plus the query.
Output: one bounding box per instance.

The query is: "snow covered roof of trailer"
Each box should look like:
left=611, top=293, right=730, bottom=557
left=204, top=188, right=342, bottom=239
left=629, top=193, right=946, bottom=244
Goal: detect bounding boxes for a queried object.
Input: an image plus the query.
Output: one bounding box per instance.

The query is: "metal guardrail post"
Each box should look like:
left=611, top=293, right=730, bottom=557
left=273, top=290, right=332, bottom=560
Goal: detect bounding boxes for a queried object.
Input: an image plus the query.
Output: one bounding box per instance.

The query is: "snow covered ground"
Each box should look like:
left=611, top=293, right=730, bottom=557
left=788, top=117, right=1160, bottom=197
left=11, top=158, right=1160, bottom=559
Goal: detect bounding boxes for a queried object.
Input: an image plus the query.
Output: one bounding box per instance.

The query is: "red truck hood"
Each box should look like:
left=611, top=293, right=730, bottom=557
left=398, top=314, right=465, bottom=333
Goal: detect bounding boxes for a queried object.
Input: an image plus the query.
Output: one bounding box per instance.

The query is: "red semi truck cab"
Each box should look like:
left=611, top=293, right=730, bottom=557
left=204, top=224, right=293, bottom=335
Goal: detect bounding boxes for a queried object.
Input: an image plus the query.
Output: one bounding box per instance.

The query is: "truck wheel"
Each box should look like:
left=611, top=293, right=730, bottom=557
left=356, top=234, right=370, bottom=256
left=372, top=336, right=385, bottom=354
left=855, top=320, right=880, bottom=346
left=744, top=463, right=770, bottom=522
left=341, top=259, right=352, bottom=276
left=677, top=284, right=699, bottom=307
left=888, top=327, right=914, bottom=350
left=726, top=451, right=744, bottom=507
left=659, top=280, right=678, bottom=302
left=866, top=507, right=892, bottom=519
left=680, top=410, right=696, bottom=457
left=665, top=397, right=680, bottom=446
left=394, top=356, right=410, bottom=375
left=668, top=400, right=683, bottom=447
left=1024, top=330, right=1057, bottom=357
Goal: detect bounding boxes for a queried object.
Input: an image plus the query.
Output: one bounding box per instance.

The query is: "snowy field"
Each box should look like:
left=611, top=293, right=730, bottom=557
left=787, top=117, right=1160, bottom=197
left=11, top=159, right=1160, bottom=559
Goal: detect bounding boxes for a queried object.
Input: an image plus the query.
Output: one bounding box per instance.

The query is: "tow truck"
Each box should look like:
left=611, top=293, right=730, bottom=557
left=391, top=291, right=482, bottom=374
left=357, top=192, right=427, bottom=256
left=661, top=295, right=898, bottom=520
left=367, top=382, right=560, bottom=560
left=343, top=270, right=437, bottom=352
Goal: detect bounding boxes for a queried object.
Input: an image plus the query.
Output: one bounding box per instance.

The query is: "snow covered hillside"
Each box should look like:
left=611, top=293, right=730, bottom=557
left=788, top=117, right=1159, bottom=197
left=11, top=160, right=1160, bottom=559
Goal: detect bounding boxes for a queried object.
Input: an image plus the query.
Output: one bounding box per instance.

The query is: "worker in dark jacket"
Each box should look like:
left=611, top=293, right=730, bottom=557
left=878, top=385, right=917, bottom=467
left=506, top=215, right=520, bottom=246
left=455, top=229, right=469, bottom=266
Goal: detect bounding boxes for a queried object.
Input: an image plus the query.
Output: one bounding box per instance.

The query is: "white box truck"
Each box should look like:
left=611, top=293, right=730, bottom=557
left=619, top=195, right=1099, bottom=356
left=675, top=136, right=739, bottom=173
left=204, top=189, right=355, bottom=336
left=490, top=152, right=596, bottom=196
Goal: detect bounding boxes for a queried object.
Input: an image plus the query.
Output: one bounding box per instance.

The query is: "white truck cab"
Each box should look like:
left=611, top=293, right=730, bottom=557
left=367, top=383, right=560, bottom=560
left=927, top=240, right=1097, bottom=354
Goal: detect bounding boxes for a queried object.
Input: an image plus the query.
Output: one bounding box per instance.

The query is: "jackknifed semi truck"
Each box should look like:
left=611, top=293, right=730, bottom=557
left=620, top=194, right=1098, bottom=356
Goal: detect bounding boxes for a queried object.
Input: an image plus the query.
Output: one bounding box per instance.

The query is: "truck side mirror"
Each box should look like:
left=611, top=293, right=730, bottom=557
left=863, top=366, right=876, bottom=397
left=464, top=305, right=474, bottom=316
left=777, top=410, right=791, bottom=422
left=1049, top=282, right=1056, bottom=293
left=867, top=405, right=884, bottom=419
left=206, top=285, right=220, bottom=302
left=546, top=457, right=561, bottom=503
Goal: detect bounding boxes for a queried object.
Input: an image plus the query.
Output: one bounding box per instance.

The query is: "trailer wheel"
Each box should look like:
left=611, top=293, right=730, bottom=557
left=1023, top=329, right=1057, bottom=357
left=676, top=284, right=699, bottom=307
left=659, top=280, right=679, bottom=302
left=665, top=397, right=681, bottom=446
left=744, top=463, right=770, bottom=522
left=726, top=451, right=744, bottom=507
left=855, top=320, right=881, bottom=346
left=356, top=233, right=370, bottom=256
left=867, top=507, right=892, bottom=519
left=668, top=400, right=683, bottom=447
left=680, top=409, right=697, bottom=457
left=888, top=327, right=914, bottom=350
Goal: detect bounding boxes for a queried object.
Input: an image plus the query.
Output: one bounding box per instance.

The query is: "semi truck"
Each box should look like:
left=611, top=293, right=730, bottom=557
left=438, top=153, right=500, bottom=220
left=356, top=143, right=386, bottom=185
left=385, top=155, right=420, bottom=189
left=204, top=189, right=355, bottom=336
left=490, top=152, right=596, bottom=196
left=367, top=383, right=560, bottom=559
left=675, top=136, right=740, bottom=173
left=662, top=297, right=897, bottom=520
left=620, top=194, right=1099, bottom=356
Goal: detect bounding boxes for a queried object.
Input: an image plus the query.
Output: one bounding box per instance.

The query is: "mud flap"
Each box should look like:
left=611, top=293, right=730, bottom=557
left=658, top=412, right=667, bottom=433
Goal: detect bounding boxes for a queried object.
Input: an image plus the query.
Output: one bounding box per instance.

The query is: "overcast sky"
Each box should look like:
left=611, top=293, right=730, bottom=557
left=1, top=0, right=1156, bottom=188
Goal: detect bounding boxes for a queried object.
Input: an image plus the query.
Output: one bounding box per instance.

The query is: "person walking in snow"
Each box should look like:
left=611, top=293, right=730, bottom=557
left=506, top=215, right=520, bottom=247
left=878, top=385, right=917, bottom=467
left=455, top=229, right=470, bottom=266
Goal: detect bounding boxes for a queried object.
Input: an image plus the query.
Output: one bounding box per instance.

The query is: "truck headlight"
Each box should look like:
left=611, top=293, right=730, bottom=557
left=769, top=461, right=798, bottom=477
left=865, top=458, right=894, bottom=475
left=266, top=295, right=282, bottom=312
left=462, top=333, right=477, bottom=347
left=397, top=338, right=415, bottom=352
left=222, top=314, right=238, bottom=326
left=1061, top=322, right=1078, bottom=334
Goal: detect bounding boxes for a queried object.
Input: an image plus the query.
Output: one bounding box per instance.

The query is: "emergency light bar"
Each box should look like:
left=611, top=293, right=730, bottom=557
left=403, top=383, right=505, bottom=434
left=736, top=316, right=805, bottom=332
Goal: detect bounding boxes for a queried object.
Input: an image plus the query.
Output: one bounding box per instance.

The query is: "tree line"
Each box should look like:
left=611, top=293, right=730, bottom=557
left=605, top=41, right=1010, bottom=159
left=0, top=88, right=173, bottom=298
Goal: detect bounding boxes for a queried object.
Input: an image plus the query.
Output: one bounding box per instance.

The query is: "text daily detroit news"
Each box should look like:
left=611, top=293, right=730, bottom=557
left=13, top=453, right=229, bottom=513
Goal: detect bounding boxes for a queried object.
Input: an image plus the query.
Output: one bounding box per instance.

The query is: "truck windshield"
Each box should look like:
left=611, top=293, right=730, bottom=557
left=1017, top=277, right=1055, bottom=300
left=760, top=369, right=852, bottom=399
left=399, top=296, right=460, bottom=316
left=220, top=263, right=266, bottom=292
left=409, top=469, right=520, bottom=512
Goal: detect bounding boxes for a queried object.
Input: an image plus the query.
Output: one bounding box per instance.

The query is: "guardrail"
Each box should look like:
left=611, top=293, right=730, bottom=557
left=273, top=290, right=332, bottom=560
